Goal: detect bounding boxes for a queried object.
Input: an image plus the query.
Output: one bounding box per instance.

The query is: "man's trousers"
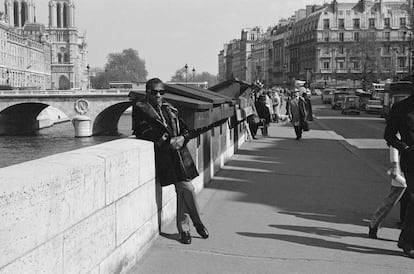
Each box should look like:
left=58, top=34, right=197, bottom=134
left=370, top=186, right=406, bottom=229
left=174, top=180, right=202, bottom=233
left=398, top=173, right=414, bottom=248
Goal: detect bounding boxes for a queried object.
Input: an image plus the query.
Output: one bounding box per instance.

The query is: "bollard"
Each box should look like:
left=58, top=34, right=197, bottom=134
left=72, top=115, right=92, bottom=137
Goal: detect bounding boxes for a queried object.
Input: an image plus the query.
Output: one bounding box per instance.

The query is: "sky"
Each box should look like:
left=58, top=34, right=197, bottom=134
left=31, top=0, right=337, bottom=80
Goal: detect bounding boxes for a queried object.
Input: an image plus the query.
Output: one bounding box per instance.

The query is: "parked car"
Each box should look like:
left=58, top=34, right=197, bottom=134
left=365, top=99, right=383, bottom=114
left=331, top=92, right=350, bottom=110
left=322, top=88, right=335, bottom=104
left=341, top=95, right=360, bottom=115
left=312, top=89, right=322, bottom=96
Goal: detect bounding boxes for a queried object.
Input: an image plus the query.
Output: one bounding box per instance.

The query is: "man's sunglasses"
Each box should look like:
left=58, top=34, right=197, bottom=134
left=150, top=89, right=166, bottom=95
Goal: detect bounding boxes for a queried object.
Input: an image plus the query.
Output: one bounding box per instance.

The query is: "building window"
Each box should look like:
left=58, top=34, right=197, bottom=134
left=369, top=18, right=375, bottom=28
left=338, top=46, right=344, bottom=54
left=339, top=32, right=344, bottom=42
left=400, top=17, right=406, bottom=28
left=384, top=18, right=390, bottom=27
left=384, top=45, right=391, bottom=54
left=353, top=19, right=360, bottom=28
left=323, top=61, right=330, bottom=69
left=353, top=60, right=360, bottom=69
left=399, top=57, right=406, bottom=68
left=338, top=60, right=345, bottom=69
left=339, top=19, right=344, bottom=29
left=339, top=10, right=344, bottom=16
left=354, top=32, right=360, bottom=41
left=385, top=32, right=390, bottom=40
left=323, top=19, right=330, bottom=29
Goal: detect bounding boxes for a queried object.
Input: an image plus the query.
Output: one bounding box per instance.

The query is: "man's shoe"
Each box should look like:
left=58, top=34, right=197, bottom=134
left=179, top=231, right=191, bottom=244
left=195, top=223, right=209, bottom=239
left=368, top=226, right=378, bottom=239
left=401, top=246, right=414, bottom=258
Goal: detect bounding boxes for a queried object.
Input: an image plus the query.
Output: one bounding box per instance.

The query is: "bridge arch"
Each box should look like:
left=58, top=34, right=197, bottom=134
left=92, top=101, right=132, bottom=135
left=0, top=103, right=51, bottom=135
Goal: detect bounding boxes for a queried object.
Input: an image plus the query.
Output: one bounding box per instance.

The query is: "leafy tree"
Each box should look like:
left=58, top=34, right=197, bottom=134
left=91, top=48, right=148, bottom=89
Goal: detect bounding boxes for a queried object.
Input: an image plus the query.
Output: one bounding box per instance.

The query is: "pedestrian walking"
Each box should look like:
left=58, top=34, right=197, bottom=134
left=272, top=90, right=281, bottom=123
left=368, top=145, right=406, bottom=239
left=132, top=78, right=209, bottom=245
left=255, top=94, right=271, bottom=137
left=288, top=89, right=307, bottom=140
left=384, top=88, right=414, bottom=258
left=302, top=92, right=314, bottom=121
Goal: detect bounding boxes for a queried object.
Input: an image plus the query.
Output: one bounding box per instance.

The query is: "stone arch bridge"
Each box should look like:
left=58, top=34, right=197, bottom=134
left=0, top=89, right=137, bottom=136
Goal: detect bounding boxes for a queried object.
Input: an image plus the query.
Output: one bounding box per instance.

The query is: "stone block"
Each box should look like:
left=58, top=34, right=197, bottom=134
left=99, top=215, right=158, bottom=274
left=0, top=236, right=63, bottom=274
left=116, top=180, right=157, bottom=245
left=0, top=154, right=105, bottom=267
left=63, top=205, right=116, bottom=274
left=72, top=139, right=155, bottom=204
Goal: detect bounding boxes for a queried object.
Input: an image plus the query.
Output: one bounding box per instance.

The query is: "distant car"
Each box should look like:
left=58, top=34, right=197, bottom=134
left=331, top=92, right=350, bottom=110
left=312, top=89, right=322, bottom=96
left=322, top=88, right=335, bottom=104
left=365, top=99, right=383, bottom=114
left=342, top=95, right=360, bottom=115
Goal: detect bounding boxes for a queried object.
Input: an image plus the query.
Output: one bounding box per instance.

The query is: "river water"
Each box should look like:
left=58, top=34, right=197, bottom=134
left=0, top=114, right=132, bottom=168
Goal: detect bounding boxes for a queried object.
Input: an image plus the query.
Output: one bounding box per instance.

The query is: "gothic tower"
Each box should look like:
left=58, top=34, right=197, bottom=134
left=4, top=0, right=36, bottom=29
left=47, top=0, right=88, bottom=90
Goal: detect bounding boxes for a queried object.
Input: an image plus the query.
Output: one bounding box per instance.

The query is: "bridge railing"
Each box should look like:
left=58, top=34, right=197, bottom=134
left=0, top=89, right=143, bottom=96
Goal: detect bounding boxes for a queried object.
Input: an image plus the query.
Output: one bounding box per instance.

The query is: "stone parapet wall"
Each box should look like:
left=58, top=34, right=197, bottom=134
left=0, top=117, right=246, bottom=274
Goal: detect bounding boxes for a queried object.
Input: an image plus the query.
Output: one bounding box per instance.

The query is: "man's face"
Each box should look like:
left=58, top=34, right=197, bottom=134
left=147, top=83, right=164, bottom=106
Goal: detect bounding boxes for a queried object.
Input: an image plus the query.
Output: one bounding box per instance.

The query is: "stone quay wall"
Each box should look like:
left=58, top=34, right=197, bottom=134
left=0, top=117, right=247, bottom=274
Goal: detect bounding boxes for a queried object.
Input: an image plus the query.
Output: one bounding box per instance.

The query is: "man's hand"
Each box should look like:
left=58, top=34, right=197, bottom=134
left=170, top=136, right=185, bottom=150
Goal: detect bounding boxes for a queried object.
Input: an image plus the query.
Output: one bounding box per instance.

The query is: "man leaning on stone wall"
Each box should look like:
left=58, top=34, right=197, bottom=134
left=132, top=78, right=209, bottom=244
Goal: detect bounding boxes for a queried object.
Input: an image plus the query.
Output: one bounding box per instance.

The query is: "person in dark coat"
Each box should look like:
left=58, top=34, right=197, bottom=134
left=288, top=90, right=307, bottom=140
left=302, top=92, right=314, bottom=121
left=132, top=78, right=209, bottom=244
left=384, top=88, right=414, bottom=258
left=255, top=94, right=271, bottom=136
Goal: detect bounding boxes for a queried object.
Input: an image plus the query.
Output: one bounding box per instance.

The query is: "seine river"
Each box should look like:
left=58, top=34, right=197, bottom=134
left=0, top=114, right=132, bottom=168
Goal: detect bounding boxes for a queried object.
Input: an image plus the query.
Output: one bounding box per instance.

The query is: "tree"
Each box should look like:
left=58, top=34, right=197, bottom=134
left=348, top=32, right=384, bottom=89
left=91, top=48, right=148, bottom=89
left=170, top=68, right=218, bottom=87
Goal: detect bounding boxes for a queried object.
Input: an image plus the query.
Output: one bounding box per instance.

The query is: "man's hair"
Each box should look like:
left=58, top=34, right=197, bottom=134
left=146, top=78, right=163, bottom=91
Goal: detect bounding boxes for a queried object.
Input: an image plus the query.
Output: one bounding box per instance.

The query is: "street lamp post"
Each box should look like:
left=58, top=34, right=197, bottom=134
left=86, top=64, right=90, bottom=90
left=184, top=64, right=188, bottom=83
left=192, top=67, right=196, bottom=81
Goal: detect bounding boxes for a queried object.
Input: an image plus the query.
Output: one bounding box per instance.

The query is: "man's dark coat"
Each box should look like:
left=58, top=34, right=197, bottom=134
left=132, top=100, right=199, bottom=186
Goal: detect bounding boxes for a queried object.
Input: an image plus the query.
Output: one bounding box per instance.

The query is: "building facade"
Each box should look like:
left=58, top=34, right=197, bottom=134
left=48, top=0, right=88, bottom=90
left=0, top=0, right=87, bottom=90
left=219, top=0, right=414, bottom=89
left=0, top=12, right=51, bottom=89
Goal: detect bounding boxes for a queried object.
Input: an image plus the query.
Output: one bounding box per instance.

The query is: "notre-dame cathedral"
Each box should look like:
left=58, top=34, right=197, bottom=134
left=1, top=0, right=88, bottom=90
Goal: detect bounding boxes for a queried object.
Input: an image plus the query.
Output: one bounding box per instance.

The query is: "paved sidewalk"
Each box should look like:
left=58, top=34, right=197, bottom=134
left=129, top=122, right=414, bottom=274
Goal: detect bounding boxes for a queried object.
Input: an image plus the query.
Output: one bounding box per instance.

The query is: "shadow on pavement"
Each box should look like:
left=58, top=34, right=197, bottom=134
left=207, top=126, right=394, bottom=228
left=269, top=224, right=396, bottom=242
left=237, top=232, right=401, bottom=257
